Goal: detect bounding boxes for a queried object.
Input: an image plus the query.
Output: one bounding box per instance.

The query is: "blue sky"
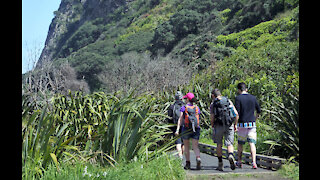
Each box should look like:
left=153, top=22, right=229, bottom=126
left=22, top=0, right=61, bottom=74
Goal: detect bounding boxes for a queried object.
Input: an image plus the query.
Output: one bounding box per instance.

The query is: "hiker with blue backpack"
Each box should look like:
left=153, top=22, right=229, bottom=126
left=175, top=92, right=202, bottom=170
left=168, top=91, right=185, bottom=160
left=210, top=89, right=239, bottom=171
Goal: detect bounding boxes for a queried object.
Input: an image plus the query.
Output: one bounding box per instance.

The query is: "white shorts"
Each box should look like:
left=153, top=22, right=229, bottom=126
left=237, top=127, right=257, bottom=144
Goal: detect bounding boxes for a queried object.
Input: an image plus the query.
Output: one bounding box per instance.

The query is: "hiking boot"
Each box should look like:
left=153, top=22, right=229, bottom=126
left=236, top=161, right=242, bottom=168
left=184, top=161, right=191, bottom=170
left=252, top=162, right=258, bottom=169
left=216, top=162, right=223, bottom=171
left=228, top=154, right=236, bottom=170
left=196, top=157, right=201, bottom=170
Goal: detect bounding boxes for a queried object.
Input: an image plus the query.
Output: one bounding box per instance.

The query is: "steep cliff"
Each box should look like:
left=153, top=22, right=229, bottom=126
left=38, top=0, right=130, bottom=66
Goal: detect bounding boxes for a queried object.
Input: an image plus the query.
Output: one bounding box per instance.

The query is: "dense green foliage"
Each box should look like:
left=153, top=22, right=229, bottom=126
left=193, top=8, right=299, bottom=160
left=24, top=0, right=299, bottom=179
left=48, top=0, right=298, bottom=92
left=22, top=90, right=178, bottom=178
left=278, top=161, right=299, bottom=180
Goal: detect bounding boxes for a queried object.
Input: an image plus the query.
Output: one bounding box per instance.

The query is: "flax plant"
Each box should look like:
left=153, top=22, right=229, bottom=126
left=22, top=90, right=176, bottom=178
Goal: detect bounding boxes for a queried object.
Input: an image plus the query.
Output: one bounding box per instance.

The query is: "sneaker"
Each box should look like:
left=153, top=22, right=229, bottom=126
left=216, top=162, right=223, bottom=171
left=252, top=162, right=258, bottom=169
left=196, top=158, right=201, bottom=170
left=235, top=161, right=242, bottom=168
left=228, top=154, right=236, bottom=170
left=184, top=161, right=191, bottom=170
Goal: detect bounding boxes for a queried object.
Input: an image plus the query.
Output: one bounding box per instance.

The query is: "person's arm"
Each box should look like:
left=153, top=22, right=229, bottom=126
left=210, top=103, right=215, bottom=128
left=234, top=109, right=239, bottom=127
left=255, top=113, right=260, bottom=120
left=235, top=96, right=241, bottom=131
left=255, top=96, right=261, bottom=120
left=235, top=96, right=240, bottom=114
left=229, top=99, right=239, bottom=131
left=175, top=112, right=184, bottom=135
left=210, top=113, right=215, bottom=128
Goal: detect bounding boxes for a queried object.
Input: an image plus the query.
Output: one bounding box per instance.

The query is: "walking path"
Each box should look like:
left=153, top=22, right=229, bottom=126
left=171, top=151, right=289, bottom=179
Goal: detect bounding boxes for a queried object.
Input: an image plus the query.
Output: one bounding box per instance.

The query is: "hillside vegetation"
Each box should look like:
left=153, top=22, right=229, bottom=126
left=22, top=0, right=299, bottom=179
left=30, top=0, right=298, bottom=93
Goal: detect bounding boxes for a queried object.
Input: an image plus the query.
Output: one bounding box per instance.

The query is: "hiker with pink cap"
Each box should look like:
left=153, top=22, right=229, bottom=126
left=175, top=92, right=202, bottom=170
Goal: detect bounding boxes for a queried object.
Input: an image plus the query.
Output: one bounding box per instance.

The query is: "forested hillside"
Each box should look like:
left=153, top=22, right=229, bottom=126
left=29, top=0, right=298, bottom=93
left=22, top=0, right=299, bottom=178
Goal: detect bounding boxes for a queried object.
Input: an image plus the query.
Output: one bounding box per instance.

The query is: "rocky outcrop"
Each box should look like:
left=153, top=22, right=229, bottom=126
left=37, top=0, right=129, bottom=67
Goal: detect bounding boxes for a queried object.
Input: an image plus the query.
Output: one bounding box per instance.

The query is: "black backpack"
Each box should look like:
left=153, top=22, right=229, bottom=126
left=212, top=96, right=235, bottom=127
left=172, top=100, right=185, bottom=124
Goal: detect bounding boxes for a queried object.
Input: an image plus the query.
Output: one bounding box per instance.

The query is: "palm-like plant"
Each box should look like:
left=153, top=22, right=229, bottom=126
left=264, top=92, right=299, bottom=160
left=22, top=90, right=176, bottom=178
left=100, top=91, right=173, bottom=162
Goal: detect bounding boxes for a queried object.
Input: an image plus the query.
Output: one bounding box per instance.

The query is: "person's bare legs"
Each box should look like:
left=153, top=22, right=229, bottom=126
left=227, top=145, right=234, bottom=154
left=227, top=144, right=236, bottom=170
left=216, top=143, right=223, bottom=170
left=217, top=143, right=223, bottom=157
left=237, top=143, right=243, bottom=167
left=183, top=139, right=190, bottom=161
left=183, top=139, right=191, bottom=169
left=182, top=144, right=184, bottom=155
left=192, top=138, right=201, bottom=170
left=249, top=142, right=257, bottom=168
left=176, top=144, right=183, bottom=159
left=192, top=139, right=200, bottom=157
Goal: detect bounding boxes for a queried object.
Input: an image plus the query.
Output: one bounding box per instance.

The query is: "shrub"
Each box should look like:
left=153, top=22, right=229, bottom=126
left=98, top=52, right=192, bottom=93
left=116, top=30, right=154, bottom=54
left=68, top=51, right=106, bottom=91
left=150, top=9, right=202, bottom=54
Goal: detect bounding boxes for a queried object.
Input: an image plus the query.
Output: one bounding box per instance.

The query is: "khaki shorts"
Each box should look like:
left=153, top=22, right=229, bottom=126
left=212, top=125, right=234, bottom=146
left=237, top=127, right=257, bottom=144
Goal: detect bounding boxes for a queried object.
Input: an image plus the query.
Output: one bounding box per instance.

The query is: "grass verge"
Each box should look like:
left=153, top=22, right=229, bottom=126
left=40, top=153, right=186, bottom=180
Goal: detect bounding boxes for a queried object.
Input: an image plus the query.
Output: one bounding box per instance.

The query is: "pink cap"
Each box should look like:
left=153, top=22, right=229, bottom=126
left=183, top=92, right=195, bottom=100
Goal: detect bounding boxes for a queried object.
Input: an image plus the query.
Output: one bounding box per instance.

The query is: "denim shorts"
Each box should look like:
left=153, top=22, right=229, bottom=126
left=181, top=126, right=200, bottom=140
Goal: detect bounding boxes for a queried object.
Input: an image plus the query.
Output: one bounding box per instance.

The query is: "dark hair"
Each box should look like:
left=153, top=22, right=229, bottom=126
left=190, top=97, right=197, bottom=103
left=211, top=88, right=221, bottom=97
left=237, top=82, right=247, bottom=91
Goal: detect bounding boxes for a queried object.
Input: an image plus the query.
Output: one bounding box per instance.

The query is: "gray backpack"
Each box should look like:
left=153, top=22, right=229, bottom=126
left=172, top=101, right=185, bottom=124
left=213, top=96, right=235, bottom=127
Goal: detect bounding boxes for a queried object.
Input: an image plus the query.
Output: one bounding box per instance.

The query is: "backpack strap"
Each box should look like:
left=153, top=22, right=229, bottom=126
left=184, top=105, right=190, bottom=128
left=172, top=103, right=176, bottom=121
left=195, top=105, right=199, bottom=127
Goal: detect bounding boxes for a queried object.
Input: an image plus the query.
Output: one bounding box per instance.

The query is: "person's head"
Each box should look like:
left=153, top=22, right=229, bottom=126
left=237, top=82, right=247, bottom=93
left=175, top=91, right=183, bottom=100
left=183, top=92, right=197, bottom=103
left=211, top=88, right=221, bottom=99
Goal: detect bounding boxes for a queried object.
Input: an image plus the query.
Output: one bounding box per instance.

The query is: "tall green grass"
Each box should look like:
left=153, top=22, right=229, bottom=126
left=22, top=90, right=177, bottom=178
left=41, top=153, right=185, bottom=180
